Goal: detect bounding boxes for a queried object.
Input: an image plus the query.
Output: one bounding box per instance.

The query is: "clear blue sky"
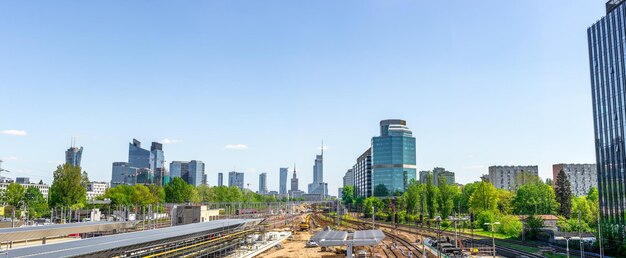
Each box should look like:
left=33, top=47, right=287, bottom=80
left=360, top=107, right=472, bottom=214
left=0, top=1, right=604, bottom=195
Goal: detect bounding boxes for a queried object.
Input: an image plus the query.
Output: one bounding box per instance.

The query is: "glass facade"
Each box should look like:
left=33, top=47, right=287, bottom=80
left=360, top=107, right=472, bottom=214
left=588, top=2, right=626, bottom=227
left=218, top=172, right=224, bottom=187
left=372, top=119, right=416, bottom=196
left=353, top=148, right=372, bottom=198
left=279, top=168, right=288, bottom=195
left=65, top=147, right=83, bottom=167
left=151, top=142, right=166, bottom=186
left=228, top=171, right=244, bottom=189
left=187, top=160, right=205, bottom=186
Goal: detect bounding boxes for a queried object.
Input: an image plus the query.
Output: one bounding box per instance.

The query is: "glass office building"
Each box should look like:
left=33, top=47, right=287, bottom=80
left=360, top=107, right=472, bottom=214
left=187, top=160, right=205, bottom=186
left=371, top=119, right=416, bottom=196
left=588, top=0, right=626, bottom=227
left=65, top=146, right=83, bottom=167
left=279, top=167, right=288, bottom=195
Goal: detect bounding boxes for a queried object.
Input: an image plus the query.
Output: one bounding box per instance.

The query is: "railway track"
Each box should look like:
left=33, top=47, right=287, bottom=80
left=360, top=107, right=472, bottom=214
left=348, top=216, right=423, bottom=257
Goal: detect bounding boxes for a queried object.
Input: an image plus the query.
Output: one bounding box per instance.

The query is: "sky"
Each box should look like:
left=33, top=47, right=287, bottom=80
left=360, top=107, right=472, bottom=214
left=0, top=1, right=606, bottom=195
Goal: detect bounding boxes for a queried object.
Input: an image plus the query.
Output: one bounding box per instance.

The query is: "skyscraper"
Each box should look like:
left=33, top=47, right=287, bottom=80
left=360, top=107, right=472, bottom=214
left=128, top=139, right=154, bottom=184
left=308, top=143, right=328, bottom=196
left=290, top=166, right=299, bottom=192
left=279, top=167, right=288, bottom=195
left=371, top=119, right=416, bottom=196
left=151, top=142, right=167, bottom=186
left=353, top=148, right=372, bottom=198
left=259, top=173, right=268, bottom=195
left=65, top=146, right=83, bottom=167
left=588, top=1, right=626, bottom=227
left=343, top=169, right=354, bottom=187
left=228, top=171, right=244, bottom=189
left=218, top=172, right=224, bottom=187
left=169, top=160, right=205, bottom=186
left=111, top=162, right=131, bottom=187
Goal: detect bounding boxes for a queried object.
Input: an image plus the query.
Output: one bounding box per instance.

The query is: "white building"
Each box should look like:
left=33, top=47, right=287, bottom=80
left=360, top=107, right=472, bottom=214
left=0, top=181, right=50, bottom=199
left=86, top=181, right=110, bottom=200
left=552, top=164, right=597, bottom=196
left=488, top=165, right=539, bottom=190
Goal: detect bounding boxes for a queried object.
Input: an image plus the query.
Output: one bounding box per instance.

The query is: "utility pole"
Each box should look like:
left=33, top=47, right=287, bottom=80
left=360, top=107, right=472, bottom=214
left=372, top=206, right=375, bottom=229
left=578, top=211, right=584, bottom=258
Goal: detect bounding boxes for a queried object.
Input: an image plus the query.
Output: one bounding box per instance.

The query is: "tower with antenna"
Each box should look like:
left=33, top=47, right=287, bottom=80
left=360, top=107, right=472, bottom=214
left=65, top=137, right=83, bottom=167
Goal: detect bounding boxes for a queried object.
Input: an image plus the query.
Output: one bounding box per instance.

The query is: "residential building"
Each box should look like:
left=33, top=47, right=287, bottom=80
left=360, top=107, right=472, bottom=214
left=111, top=162, right=131, bottom=187
left=371, top=119, right=417, bottom=196
left=218, top=172, right=224, bottom=187
left=228, top=171, right=244, bottom=189
left=15, top=177, right=30, bottom=184
left=552, top=164, right=597, bottom=196
left=343, top=169, right=354, bottom=187
left=279, top=167, right=288, bottom=195
left=0, top=180, right=50, bottom=199
left=308, top=145, right=328, bottom=197
left=86, top=181, right=109, bottom=200
left=338, top=187, right=343, bottom=199
left=488, top=165, right=538, bottom=190
left=353, top=148, right=372, bottom=198
left=433, top=167, right=455, bottom=186
left=419, top=171, right=431, bottom=184
left=588, top=0, right=626, bottom=227
left=259, top=173, right=268, bottom=195
left=65, top=146, right=83, bottom=167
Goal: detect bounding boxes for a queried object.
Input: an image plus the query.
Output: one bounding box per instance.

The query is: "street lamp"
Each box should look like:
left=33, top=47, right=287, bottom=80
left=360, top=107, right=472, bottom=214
left=554, top=236, right=579, bottom=258
left=484, top=221, right=500, bottom=258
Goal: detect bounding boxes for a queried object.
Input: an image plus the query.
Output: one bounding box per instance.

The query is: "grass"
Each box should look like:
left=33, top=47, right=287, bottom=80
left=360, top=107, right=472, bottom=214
left=544, top=253, right=568, bottom=258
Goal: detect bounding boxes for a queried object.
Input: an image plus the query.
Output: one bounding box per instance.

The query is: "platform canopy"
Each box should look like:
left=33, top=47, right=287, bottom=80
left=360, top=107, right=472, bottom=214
left=311, top=230, right=384, bottom=247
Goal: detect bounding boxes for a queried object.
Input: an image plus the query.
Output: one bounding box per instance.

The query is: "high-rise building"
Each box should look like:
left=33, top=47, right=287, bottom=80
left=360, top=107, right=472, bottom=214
left=169, top=161, right=205, bottom=186
left=65, top=146, right=83, bottom=167
left=488, top=165, right=538, bottom=190
left=308, top=144, right=328, bottom=196
left=433, top=167, right=455, bottom=186
left=259, top=173, right=268, bottom=195
left=589, top=1, right=626, bottom=228
left=552, top=164, right=597, bottom=197
left=151, top=142, right=167, bottom=186
left=353, top=148, right=372, bottom=198
left=128, top=139, right=154, bottom=184
left=372, top=119, right=417, bottom=196
left=419, top=171, right=431, bottom=184
left=228, top=171, right=244, bottom=189
left=279, top=167, right=288, bottom=195
left=290, top=166, right=299, bottom=192
left=343, top=169, right=354, bottom=187
left=111, top=162, right=131, bottom=187
left=218, top=172, right=224, bottom=187
left=338, top=187, right=343, bottom=199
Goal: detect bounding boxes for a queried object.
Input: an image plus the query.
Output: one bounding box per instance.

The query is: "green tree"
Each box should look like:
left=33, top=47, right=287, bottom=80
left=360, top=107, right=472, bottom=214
left=459, top=182, right=480, bottom=213
left=25, top=187, right=49, bottom=219
left=514, top=171, right=540, bottom=188
left=147, top=184, right=165, bottom=204
left=131, top=184, right=153, bottom=207
left=424, top=173, right=439, bottom=218
left=512, top=181, right=558, bottom=215
left=554, top=170, right=572, bottom=218
left=363, top=196, right=384, bottom=217
left=5, top=182, right=25, bottom=209
left=437, top=176, right=456, bottom=219
left=496, top=189, right=513, bottom=214
left=164, top=177, right=195, bottom=203
left=468, top=181, right=498, bottom=214
left=197, top=184, right=215, bottom=202
left=48, top=164, right=88, bottom=209
left=403, top=180, right=423, bottom=215
left=341, top=186, right=355, bottom=208
left=103, top=185, right=133, bottom=206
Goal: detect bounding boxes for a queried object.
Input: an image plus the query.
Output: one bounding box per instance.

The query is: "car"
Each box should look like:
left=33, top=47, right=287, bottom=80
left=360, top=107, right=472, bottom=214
left=306, top=240, right=319, bottom=248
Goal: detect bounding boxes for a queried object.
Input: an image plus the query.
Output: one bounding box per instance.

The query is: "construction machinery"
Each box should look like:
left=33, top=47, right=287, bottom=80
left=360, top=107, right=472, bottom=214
left=299, top=215, right=310, bottom=231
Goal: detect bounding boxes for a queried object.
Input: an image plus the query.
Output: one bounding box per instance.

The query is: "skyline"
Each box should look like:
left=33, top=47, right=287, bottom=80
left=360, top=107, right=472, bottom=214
left=0, top=1, right=604, bottom=195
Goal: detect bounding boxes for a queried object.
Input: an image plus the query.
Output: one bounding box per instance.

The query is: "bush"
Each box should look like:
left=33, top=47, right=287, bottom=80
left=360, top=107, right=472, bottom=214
left=375, top=211, right=388, bottom=221
left=397, top=211, right=407, bottom=224
left=440, top=220, right=451, bottom=228
left=475, top=211, right=497, bottom=231
left=497, top=215, right=522, bottom=237
left=406, top=214, right=417, bottom=224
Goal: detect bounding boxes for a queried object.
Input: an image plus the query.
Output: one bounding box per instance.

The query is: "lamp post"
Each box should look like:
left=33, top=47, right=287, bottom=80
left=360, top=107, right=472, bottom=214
left=484, top=221, right=500, bottom=258
left=555, top=236, right=578, bottom=258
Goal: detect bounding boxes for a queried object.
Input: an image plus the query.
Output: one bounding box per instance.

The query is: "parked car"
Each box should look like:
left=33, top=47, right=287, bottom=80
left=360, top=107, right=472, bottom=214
left=306, top=240, right=319, bottom=248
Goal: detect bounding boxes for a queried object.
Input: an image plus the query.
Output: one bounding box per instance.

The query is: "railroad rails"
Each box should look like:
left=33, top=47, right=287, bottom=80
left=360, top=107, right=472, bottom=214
left=346, top=216, right=423, bottom=258
left=343, top=217, right=545, bottom=258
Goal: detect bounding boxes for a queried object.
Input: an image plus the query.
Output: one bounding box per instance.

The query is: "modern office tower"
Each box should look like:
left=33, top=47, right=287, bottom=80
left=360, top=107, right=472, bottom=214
left=128, top=139, right=154, bottom=184
left=65, top=146, right=83, bottom=167
left=589, top=1, right=626, bottom=228
left=86, top=181, right=109, bottom=200
left=290, top=166, right=299, bottom=192
left=308, top=145, right=328, bottom=197
left=151, top=142, right=167, bottom=186
left=343, top=169, right=354, bottom=187
left=111, top=162, right=131, bottom=187
left=488, top=165, right=539, bottom=190
left=203, top=174, right=207, bottom=185
left=353, top=148, right=372, bottom=198
left=433, top=167, right=455, bottom=186
left=552, top=164, right=597, bottom=196
left=259, top=173, right=268, bottom=195
left=279, top=167, right=288, bottom=195
left=169, top=161, right=204, bottom=186
left=218, top=172, right=224, bottom=187
left=15, top=177, right=30, bottom=184
left=371, top=119, right=417, bottom=196
left=228, top=171, right=244, bottom=189
left=187, top=160, right=205, bottom=186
